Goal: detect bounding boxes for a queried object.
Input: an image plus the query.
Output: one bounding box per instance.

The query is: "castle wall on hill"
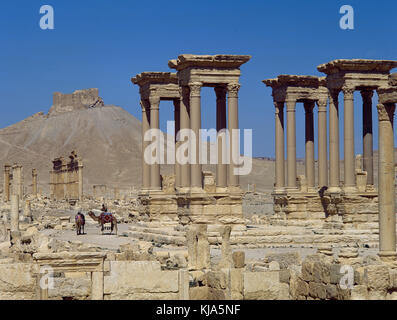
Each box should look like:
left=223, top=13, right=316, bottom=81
left=49, top=88, right=103, bottom=115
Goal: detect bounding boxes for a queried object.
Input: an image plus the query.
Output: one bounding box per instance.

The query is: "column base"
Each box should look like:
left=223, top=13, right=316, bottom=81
left=378, top=251, right=397, bottom=263
left=285, top=187, right=299, bottom=193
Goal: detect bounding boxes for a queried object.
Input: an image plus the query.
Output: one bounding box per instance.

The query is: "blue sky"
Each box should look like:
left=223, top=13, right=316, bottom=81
left=0, top=0, right=396, bottom=157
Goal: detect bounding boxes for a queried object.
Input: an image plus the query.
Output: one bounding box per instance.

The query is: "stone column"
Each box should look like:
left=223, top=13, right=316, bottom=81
left=189, top=82, right=203, bottom=189
left=179, top=87, right=191, bottom=189
left=196, top=224, right=210, bottom=269
left=361, top=89, right=374, bottom=186
left=329, top=90, right=340, bottom=192
left=274, top=101, right=285, bottom=192
left=3, top=165, right=10, bottom=202
left=220, top=225, right=233, bottom=268
left=10, top=194, right=19, bottom=233
left=32, top=169, right=38, bottom=198
left=215, top=86, right=227, bottom=188
left=343, top=86, right=356, bottom=191
left=141, top=100, right=151, bottom=191
left=78, top=162, right=83, bottom=201
left=149, top=96, right=161, bottom=190
left=227, top=83, right=241, bottom=188
left=286, top=99, right=297, bottom=189
left=187, top=225, right=198, bottom=270
left=174, top=99, right=181, bottom=189
left=317, top=99, right=328, bottom=188
left=91, top=271, right=104, bottom=300
left=24, top=200, right=32, bottom=222
left=12, top=165, right=23, bottom=199
left=304, top=101, right=315, bottom=190
left=377, top=103, right=396, bottom=261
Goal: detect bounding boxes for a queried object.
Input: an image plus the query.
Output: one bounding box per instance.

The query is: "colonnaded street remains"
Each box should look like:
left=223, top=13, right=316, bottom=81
left=1, top=54, right=397, bottom=300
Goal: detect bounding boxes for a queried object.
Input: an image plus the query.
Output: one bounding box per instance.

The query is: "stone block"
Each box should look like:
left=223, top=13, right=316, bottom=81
left=232, top=251, right=245, bottom=268
left=350, top=285, right=368, bottom=300
left=365, top=265, right=390, bottom=292
left=0, top=263, right=36, bottom=299
left=243, top=271, right=281, bottom=300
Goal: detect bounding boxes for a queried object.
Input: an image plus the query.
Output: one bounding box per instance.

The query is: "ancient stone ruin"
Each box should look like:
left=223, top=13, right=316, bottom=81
left=0, top=57, right=397, bottom=301
left=49, top=151, right=83, bottom=201
left=131, top=54, right=251, bottom=226
left=49, top=88, right=104, bottom=116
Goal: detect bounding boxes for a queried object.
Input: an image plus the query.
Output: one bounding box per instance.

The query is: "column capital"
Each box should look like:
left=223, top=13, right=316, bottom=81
left=274, top=101, right=284, bottom=113
left=189, top=82, right=202, bottom=97
left=360, top=89, right=374, bottom=101
left=214, top=86, right=227, bottom=100
left=342, top=85, right=355, bottom=99
left=304, top=101, right=315, bottom=113
left=316, top=98, right=328, bottom=110
left=149, top=96, right=160, bottom=109
left=377, top=103, right=396, bottom=122
left=227, top=83, right=241, bottom=98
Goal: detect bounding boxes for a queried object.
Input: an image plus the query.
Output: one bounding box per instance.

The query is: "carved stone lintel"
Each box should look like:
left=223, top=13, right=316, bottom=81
left=377, top=103, right=396, bottom=122
left=227, top=83, right=241, bottom=98
left=189, top=82, right=202, bottom=97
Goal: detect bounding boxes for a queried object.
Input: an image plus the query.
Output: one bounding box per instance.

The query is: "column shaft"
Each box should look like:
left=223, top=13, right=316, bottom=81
left=286, top=100, right=297, bottom=189
left=329, top=90, right=340, bottom=191
left=10, top=194, right=19, bottom=233
left=362, top=89, right=374, bottom=186
left=141, top=100, right=151, bottom=191
left=317, top=99, right=328, bottom=188
left=78, top=164, right=83, bottom=201
left=274, top=102, right=285, bottom=191
left=3, top=166, right=10, bottom=202
left=180, top=87, right=191, bottom=188
left=343, top=86, right=356, bottom=190
left=149, top=96, right=161, bottom=190
left=227, top=83, right=240, bottom=187
left=32, top=169, right=38, bottom=197
left=215, top=87, right=227, bottom=188
left=189, top=83, right=202, bottom=189
left=377, top=103, right=396, bottom=258
left=304, top=101, right=315, bottom=189
left=174, top=100, right=181, bottom=189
